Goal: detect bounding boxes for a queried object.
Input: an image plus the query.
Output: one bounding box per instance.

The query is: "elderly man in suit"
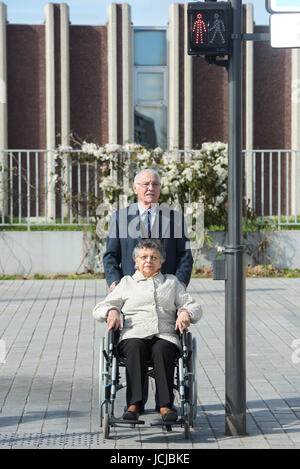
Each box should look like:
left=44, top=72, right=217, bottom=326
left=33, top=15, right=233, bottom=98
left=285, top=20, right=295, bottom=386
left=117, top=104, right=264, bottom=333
left=103, top=168, right=193, bottom=292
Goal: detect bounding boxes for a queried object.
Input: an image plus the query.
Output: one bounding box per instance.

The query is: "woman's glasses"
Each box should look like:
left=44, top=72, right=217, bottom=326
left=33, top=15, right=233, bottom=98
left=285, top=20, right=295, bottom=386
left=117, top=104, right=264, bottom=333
left=138, top=255, right=159, bottom=262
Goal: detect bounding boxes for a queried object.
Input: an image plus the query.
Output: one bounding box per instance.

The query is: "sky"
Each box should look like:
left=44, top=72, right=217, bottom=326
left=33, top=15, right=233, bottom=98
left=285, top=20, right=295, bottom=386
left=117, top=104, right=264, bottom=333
left=5, top=0, right=270, bottom=26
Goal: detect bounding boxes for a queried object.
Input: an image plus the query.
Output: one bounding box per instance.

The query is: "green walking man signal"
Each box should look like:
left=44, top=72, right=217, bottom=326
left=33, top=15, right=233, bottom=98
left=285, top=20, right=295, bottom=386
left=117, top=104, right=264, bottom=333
left=187, top=2, right=233, bottom=56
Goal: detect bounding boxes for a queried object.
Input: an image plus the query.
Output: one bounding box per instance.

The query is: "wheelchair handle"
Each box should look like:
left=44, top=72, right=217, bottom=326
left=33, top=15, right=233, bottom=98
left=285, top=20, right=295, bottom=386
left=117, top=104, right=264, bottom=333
left=108, top=329, right=114, bottom=353
left=181, top=329, right=188, bottom=357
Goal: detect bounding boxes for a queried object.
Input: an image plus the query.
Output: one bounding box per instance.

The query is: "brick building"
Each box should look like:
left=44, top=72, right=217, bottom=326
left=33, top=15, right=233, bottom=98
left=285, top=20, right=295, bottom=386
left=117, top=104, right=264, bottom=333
left=0, top=1, right=295, bottom=151
left=0, top=2, right=299, bottom=219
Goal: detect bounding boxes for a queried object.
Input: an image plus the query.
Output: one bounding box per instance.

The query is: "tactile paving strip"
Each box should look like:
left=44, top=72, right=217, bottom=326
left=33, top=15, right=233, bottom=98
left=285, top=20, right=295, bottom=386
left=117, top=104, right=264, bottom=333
left=0, top=432, right=103, bottom=449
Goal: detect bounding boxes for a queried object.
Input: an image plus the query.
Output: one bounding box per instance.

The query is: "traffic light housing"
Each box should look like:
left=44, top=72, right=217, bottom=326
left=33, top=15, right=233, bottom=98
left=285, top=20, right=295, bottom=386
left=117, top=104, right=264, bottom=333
left=187, top=2, right=233, bottom=56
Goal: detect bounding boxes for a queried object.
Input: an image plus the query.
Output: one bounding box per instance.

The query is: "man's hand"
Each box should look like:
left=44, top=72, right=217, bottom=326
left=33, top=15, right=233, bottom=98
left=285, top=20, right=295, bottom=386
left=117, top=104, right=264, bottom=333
left=180, top=282, right=187, bottom=290
left=107, top=309, right=122, bottom=332
left=175, top=309, right=191, bottom=334
left=109, top=281, right=117, bottom=292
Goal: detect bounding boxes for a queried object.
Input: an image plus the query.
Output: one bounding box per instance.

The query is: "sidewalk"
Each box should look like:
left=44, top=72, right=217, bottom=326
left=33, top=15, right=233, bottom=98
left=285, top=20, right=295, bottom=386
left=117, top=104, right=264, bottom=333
left=0, top=277, right=300, bottom=449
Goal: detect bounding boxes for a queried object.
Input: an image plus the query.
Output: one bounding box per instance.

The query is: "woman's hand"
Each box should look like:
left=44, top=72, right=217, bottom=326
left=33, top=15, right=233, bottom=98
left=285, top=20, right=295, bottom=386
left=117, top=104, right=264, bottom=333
left=175, top=309, right=191, bottom=334
left=109, top=281, right=117, bottom=292
left=107, top=309, right=122, bottom=332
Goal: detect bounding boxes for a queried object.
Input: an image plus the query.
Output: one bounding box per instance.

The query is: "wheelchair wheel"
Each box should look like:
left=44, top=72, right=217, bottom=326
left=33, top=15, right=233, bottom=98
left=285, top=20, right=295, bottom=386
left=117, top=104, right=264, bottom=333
left=103, top=413, right=110, bottom=439
left=192, top=338, right=198, bottom=421
left=184, top=416, right=191, bottom=439
left=187, top=337, right=197, bottom=427
left=99, top=335, right=109, bottom=427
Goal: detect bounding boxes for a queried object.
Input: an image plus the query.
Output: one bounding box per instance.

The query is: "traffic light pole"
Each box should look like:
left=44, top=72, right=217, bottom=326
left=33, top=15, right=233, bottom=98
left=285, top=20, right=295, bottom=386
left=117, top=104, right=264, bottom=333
left=187, top=0, right=247, bottom=436
left=225, top=0, right=246, bottom=436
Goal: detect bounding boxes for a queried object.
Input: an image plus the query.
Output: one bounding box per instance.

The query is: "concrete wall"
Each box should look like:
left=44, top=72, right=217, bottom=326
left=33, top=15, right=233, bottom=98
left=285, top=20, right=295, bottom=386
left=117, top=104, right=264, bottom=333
left=198, top=231, right=300, bottom=270
left=0, top=231, right=93, bottom=275
left=1, top=230, right=300, bottom=276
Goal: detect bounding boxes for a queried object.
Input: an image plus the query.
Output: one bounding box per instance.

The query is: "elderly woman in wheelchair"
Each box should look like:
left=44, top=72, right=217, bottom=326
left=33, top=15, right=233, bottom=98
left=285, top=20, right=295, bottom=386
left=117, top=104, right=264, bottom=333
left=93, top=239, right=202, bottom=430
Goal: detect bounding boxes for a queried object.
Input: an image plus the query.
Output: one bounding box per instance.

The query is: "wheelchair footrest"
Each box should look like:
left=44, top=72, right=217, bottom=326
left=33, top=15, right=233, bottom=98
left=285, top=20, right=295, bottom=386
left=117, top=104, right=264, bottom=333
left=150, top=418, right=185, bottom=427
left=110, top=417, right=145, bottom=426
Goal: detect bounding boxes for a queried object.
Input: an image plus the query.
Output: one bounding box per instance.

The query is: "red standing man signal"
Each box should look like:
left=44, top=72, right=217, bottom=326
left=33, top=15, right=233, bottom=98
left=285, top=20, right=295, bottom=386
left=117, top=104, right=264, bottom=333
left=193, top=13, right=207, bottom=45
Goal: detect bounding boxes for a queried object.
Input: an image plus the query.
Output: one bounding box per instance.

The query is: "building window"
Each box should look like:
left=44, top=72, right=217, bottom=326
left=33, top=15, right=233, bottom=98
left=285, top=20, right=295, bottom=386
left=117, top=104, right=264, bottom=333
left=133, top=29, right=168, bottom=149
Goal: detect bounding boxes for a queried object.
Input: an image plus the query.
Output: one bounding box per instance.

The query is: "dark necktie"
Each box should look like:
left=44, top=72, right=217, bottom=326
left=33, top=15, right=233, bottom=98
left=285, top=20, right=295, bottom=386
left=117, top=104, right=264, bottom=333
left=147, top=208, right=151, bottom=238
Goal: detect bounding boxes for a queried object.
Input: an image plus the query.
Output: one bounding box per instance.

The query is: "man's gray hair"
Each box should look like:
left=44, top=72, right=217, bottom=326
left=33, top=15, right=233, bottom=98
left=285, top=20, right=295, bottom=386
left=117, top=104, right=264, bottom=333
left=134, top=168, right=161, bottom=185
left=132, top=239, right=166, bottom=263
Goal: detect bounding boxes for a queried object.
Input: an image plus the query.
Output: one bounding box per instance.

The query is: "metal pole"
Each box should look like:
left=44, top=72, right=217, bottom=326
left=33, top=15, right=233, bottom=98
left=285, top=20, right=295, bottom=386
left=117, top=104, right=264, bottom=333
left=225, top=0, right=246, bottom=436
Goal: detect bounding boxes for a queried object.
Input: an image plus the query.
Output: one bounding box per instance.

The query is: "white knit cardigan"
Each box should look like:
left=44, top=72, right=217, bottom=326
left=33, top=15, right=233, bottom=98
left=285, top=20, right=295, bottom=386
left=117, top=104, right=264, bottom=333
left=93, top=271, right=202, bottom=348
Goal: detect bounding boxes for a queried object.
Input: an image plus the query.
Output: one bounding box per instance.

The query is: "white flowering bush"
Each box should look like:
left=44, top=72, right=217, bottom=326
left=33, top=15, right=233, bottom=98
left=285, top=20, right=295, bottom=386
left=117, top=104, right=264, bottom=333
left=157, top=142, right=229, bottom=227
left=53, top=140, right=234, bottom=272
left=54, top=140, right=229, bottom=228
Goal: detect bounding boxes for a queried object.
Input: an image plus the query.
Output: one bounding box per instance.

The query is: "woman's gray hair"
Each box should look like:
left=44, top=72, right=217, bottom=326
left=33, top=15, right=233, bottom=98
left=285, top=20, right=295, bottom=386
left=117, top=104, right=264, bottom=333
left=132, top=239, right=166, bottom=263
left=134, top=168, right=161, bottom=185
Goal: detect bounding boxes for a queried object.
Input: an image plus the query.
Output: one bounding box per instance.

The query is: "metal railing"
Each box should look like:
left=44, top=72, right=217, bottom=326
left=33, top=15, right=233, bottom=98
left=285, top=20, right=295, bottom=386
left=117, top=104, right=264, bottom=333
left=0, top=149, right=103, bottom=228
left=0, top=149, right=299, bottom=229
left=243, top=150, right=300, bottom=228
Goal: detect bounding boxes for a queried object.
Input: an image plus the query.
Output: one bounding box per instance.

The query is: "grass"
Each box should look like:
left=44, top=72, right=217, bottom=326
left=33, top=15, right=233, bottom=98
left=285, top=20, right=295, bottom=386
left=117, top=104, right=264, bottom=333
left=1, top=267, right=300, bottom=280
left=193, top=265, right=300, bottom=278
left=0, top=225, right=94, bottom=231
left=0, top=273, right=105, bottom=280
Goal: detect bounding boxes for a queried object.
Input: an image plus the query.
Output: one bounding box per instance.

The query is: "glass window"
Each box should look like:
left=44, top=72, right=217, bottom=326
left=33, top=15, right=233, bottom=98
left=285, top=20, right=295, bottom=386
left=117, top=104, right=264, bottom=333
left=133, top=29, right=167, bottom=148
left=134, top=30, right=167, bottom=66
left=135, top=106, right=167, bottom=149
left=136, top=72, right=164, bottom=102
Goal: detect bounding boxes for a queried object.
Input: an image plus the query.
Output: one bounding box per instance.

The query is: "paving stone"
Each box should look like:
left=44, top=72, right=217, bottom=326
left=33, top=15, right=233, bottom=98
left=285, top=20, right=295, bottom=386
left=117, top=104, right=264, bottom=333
left=1, top=278, right=300, bottom=448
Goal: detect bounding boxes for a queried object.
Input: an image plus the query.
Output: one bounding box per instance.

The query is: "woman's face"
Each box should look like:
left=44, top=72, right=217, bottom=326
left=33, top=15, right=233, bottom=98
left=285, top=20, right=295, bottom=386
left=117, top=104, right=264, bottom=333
left=135, top=247, right=162, bottom=278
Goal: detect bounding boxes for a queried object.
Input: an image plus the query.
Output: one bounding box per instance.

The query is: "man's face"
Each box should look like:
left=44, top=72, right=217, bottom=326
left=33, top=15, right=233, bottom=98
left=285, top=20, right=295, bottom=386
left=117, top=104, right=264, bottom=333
left=132, top=171, right=161, bottom=208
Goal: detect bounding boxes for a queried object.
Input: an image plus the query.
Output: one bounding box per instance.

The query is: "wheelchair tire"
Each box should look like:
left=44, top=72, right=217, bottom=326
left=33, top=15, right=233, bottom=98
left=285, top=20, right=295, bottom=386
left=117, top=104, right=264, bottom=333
left=192, top=338, right=198, bottom=422
left=184, top=416, right=191, bottom=439
left=103, top=413, right=110, bottom=439
left=99, top=337, right=104, bottom=425
left=99, top=335, right=109, bottom=426
left=187, top=337, right=197, bottom=427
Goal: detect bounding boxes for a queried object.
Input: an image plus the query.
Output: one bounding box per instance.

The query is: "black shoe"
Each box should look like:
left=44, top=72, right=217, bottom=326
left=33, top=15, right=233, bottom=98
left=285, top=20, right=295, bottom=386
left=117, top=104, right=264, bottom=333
left=161, top=409, right=178, bottom=422
left=139, top=404, right=145, bottom=414
left=123, top=410, right=139, bottom=421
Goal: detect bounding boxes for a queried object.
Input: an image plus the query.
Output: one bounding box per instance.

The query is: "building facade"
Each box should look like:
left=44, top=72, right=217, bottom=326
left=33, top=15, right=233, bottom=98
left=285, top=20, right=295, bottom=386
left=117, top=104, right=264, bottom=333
left=0, top=2, right=297, bottom=152
left=1, top=2, right=300, bottom=220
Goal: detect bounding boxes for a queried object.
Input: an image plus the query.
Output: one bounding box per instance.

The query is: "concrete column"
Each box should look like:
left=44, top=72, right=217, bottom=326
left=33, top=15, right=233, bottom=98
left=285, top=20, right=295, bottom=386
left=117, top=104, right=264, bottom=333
left=0, top=2, right=7, bottom=150
left=184, top=3, right=193, bottom=150
left=60, top=3, right=70, bottom=221
left=291, top=49, right=300, bottom=216
left=45, top=3, right=56, bottom=150
left=245, top=3, right=254, bottom=208
left=45, top=3, right=56, bottom=221
left=168, top=3, right=179, bottom=150
left=122, top=3, right=132, bottom=144
left=60, top=3, right=70, bottom=148
left=107, top=3, right=118, bottom=144
left=0, top=2, right=8, bottom=217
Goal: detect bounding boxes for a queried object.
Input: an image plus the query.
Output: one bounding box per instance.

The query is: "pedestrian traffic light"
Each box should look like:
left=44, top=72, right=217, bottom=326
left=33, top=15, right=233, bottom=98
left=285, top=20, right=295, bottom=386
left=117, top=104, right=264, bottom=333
left=187, top=2, right=233, bottom=56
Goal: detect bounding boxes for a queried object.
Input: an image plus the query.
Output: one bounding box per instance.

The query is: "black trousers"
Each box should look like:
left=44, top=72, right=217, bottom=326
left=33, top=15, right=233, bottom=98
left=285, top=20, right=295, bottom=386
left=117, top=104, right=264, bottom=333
left=118, top=336, right=180, bottom=409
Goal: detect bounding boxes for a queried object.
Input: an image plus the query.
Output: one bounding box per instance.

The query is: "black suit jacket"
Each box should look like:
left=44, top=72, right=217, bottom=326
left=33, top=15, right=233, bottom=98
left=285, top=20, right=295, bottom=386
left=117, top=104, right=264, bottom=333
left=103, top=203, right=193, bottom=287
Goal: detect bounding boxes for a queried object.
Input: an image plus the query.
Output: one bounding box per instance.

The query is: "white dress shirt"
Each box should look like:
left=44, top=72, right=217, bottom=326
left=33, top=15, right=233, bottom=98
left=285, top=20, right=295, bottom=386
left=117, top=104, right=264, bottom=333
left=138, top=202, right=158, bottom=238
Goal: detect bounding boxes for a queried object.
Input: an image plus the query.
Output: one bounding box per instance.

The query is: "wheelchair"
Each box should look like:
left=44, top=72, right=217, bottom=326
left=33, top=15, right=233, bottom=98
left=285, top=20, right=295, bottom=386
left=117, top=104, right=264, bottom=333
left=99, top=328, right=197, bottom=439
